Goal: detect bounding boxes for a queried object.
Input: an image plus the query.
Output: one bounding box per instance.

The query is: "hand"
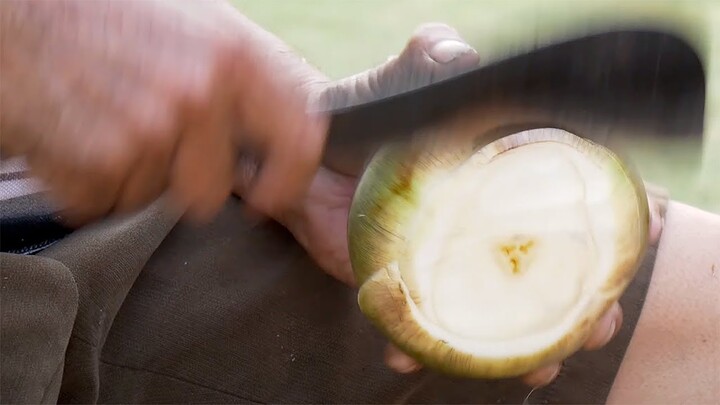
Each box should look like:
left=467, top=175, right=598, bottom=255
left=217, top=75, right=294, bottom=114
left=0, top=0, right=326, bottom=225
left=234, top=23, right=482, bottom=284
left=233, top=23, right=666, bottom=387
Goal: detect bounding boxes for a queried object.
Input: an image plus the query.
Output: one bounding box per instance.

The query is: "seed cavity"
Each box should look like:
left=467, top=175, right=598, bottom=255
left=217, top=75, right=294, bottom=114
left=496, top=236, right=536, bottom=275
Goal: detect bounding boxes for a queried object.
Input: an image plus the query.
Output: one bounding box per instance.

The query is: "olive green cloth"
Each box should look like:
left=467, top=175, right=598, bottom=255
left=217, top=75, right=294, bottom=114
left=0, top=254, right=77, bottom=404
left=1, top=194, right=657, bottom=404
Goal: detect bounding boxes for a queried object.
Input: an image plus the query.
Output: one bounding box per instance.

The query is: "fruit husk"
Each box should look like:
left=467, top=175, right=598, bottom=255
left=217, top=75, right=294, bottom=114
left=347, top=116, right=650, bottom=379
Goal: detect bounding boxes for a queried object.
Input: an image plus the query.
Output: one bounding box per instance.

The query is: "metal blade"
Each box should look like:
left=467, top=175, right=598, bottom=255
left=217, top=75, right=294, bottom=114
left=321, top=28, right=705, bottom=176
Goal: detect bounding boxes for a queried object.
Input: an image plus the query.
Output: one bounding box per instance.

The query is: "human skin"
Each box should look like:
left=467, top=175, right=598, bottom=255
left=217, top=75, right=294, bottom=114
left=232, top=22, right=631, bottom=387
left=0, top=0, right=326, bottom=225
left=235, top=22, right=719, bottom=396
left=4, top=0, right=714, bottom=394
left=607, top=201, right=720, bottom=404
left=287, top=93, right=720, bottom=398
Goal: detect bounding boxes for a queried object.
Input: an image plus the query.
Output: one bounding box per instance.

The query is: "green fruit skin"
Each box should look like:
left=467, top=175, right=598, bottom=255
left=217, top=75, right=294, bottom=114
left=347, top=126, right=650, bottom=379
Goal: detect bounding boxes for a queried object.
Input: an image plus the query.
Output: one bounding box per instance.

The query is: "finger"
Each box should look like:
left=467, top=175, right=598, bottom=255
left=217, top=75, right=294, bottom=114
left=111, top=91, right=180, bottom=214
left=232, top=153, right=261, bottom=197
left=169, top=99, right=235, bottom=224
left=245, top=114, right=326, bottom=218
left=522, top=362, right=562, bottom=388
left=406, top=22, right=481, bottom=79
left=648, top=195, right=664, bottom=244
left=113, top=145, right=173, bottom=215
left=384, top=344, right=423, bottom=374
left=644, top=181, right=669, bottom=244
left=322, top=253, right=356, bottom=288
left=30, top=123, right=132, bottom=226
left=317, top=23, right=479, bottom=110
left=232, top=153, right=269, bottom=223
left=234, top=64, right=328, bottom=218
left=583, top=301, right=623, bottom=351
left=26, top=152, right=91, bottom=226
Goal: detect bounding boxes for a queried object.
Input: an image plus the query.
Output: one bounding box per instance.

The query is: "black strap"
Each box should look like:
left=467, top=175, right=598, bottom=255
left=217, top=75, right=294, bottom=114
left=0, top=158, right=72, bottom=255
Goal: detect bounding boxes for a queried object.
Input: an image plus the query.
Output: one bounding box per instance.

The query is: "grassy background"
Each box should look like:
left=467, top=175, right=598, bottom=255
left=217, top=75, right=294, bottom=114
left=232, top=0, right=719, bottom=213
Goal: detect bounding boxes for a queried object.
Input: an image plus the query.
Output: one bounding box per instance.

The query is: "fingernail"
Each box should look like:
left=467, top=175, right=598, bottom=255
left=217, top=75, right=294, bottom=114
left=429, top=40, right=474, bottom=63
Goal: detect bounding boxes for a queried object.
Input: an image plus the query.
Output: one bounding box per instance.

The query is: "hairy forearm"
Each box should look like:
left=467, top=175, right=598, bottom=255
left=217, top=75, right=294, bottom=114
left=608, top=201, right=720, bottom=404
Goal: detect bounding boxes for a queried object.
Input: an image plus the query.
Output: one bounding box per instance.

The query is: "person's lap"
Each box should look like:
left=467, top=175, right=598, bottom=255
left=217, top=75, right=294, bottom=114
left=2, top=87, right=680, bottom=404
left=90, top=198, right=657, bottom=404
left=2, top=98, right=675, bottom=404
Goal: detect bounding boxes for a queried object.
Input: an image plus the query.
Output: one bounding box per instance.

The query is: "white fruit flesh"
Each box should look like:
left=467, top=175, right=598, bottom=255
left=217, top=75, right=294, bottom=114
left=396, top=131, right=631, bottom=358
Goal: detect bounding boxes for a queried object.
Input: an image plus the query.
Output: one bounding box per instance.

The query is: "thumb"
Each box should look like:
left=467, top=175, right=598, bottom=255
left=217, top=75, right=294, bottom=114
left=316, top=23, right=480, bottom=111
left=234, top=23, right=480, bottom=201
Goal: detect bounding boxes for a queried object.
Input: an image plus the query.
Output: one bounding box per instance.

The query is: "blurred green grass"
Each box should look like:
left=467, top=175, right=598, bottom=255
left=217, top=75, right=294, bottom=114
left=232, top=0, right=718, bottom=213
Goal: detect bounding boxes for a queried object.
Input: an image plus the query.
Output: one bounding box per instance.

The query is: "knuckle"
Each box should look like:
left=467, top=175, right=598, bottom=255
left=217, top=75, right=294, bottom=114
left=406, top=23, right=453, bottom=54
left=405, top=33, right=427, bottom=55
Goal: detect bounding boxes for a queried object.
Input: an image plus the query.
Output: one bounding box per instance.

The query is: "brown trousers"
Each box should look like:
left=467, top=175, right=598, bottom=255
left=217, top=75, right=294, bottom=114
left=1, top=196, right=658, bottom=404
